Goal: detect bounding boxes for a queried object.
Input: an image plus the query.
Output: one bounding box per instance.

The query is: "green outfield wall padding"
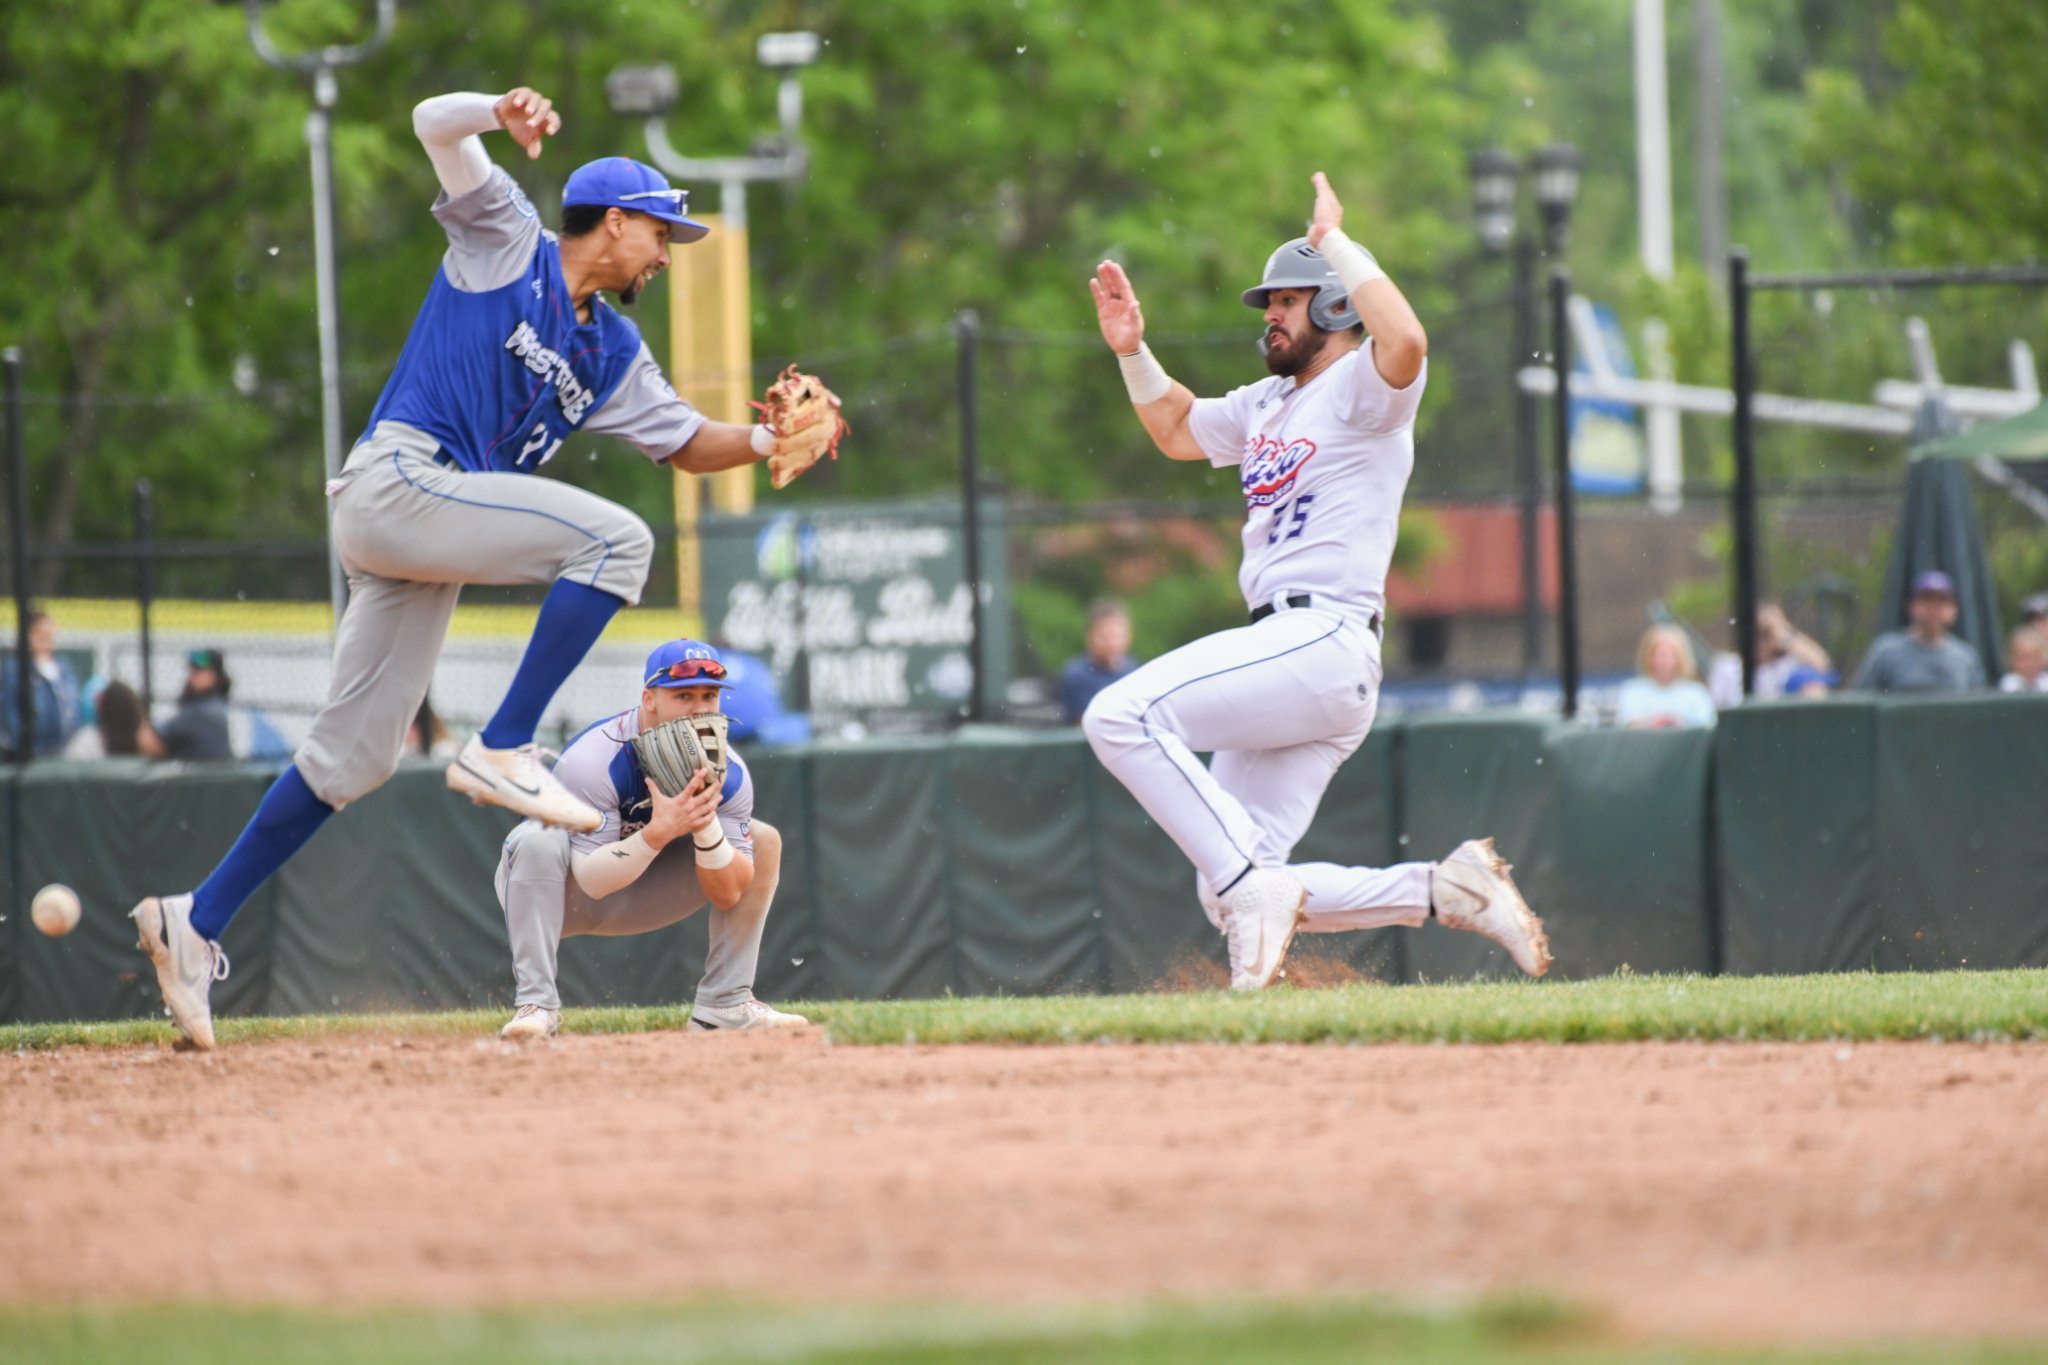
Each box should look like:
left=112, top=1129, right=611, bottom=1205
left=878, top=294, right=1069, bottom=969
left=1545, top=726, right=1717, bottom=977
left=808, top=738, right=955, bottom=999
left=267, top=761, right=519, bottom=1014
left=1873, top=697, right=2048, bottom=970
left=1, top=771, right=18, bottom=1021
left=1285, top=723, right=1406, bottom=984
left=741, top=749, right=818, bottom=1003
left=7, top=698, right=2046, bottom=1024
left=1400, top=714, right=1556, bottom=980
left=1714, top=702, right=1880, bottom=974
left=945, top=729, right=1104, bottom=996
left=11, top=759, right=280, bottom=1023
left=1091, top=747, right=1229, bottom=992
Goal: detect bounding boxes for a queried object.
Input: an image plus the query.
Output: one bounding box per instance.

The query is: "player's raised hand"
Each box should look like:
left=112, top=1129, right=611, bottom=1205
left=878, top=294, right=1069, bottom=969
left=1090, top=261, right=1146, bottom=355
left=1307, top=171, right=1343, bottom=248
left=494, top=87, right=561, bottom=160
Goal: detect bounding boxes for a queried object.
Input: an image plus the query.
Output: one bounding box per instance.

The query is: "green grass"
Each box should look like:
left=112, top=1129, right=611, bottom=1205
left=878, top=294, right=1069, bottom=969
left=0, top=1296, right=2040, bottom=1365
left=4, top=970, right=2045, bottom=1053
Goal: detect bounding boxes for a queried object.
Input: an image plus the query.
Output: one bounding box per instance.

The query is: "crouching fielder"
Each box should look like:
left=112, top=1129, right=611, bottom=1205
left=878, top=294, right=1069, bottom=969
left=495, top=639, right=808, bottom=1040
left=1084, top=172, right=1551, bottom=990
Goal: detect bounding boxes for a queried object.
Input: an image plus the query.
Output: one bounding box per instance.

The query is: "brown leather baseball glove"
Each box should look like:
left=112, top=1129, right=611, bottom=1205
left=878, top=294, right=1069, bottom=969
left=750, top=365, right=848, bottom=490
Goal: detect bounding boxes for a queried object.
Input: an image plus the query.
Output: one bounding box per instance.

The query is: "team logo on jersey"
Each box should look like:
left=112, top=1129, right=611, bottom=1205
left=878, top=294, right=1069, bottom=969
left=503, top=320, right=597, bottom=424
left=508, top=181, right=538, bottom=220
left=1239, top=434, right=1316, bottom=508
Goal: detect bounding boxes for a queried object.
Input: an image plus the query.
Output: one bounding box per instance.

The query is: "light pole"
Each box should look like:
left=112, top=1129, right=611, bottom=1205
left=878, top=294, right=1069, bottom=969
left=607, top=36, right=820, bottom=627
left=1468, top=143, right=1581, bottom=677
left=242, top=0, right=397, bottom=633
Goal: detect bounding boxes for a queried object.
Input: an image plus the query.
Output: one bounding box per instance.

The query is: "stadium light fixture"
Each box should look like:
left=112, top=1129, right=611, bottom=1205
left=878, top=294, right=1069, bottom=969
left=1467, top=147, right=1519, bottom=258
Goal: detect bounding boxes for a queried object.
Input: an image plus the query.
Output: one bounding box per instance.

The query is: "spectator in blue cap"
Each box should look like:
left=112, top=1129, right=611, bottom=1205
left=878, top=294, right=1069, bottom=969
left=1852, top=570, right=1986, bottom=694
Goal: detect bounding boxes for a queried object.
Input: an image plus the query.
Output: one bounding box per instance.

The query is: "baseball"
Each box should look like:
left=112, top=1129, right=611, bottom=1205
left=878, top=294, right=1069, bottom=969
left=31, top=883, right=82, bottom=937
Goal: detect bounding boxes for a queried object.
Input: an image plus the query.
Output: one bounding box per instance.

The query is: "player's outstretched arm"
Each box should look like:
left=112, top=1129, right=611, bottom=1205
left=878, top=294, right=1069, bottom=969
left=412, top=87, right=561, bottom=199
left=1305, top=171, right=1426, bottom=389
left=1091, top=262, right=1205, bottom=462
left=666, top=420, right=767, bottom=477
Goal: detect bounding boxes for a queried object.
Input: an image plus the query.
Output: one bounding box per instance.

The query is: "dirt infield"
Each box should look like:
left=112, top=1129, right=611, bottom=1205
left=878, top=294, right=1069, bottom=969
left=4, top=1032, right=2046, bottom=1344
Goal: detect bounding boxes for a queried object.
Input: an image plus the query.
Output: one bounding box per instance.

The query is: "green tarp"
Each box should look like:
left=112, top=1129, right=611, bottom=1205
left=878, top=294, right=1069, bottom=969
left=1874, top=696, right=2048, bottom=970
left=5, top=698, right=2043, bottom=1024
left=1715, top=702, right=1880, bottom=973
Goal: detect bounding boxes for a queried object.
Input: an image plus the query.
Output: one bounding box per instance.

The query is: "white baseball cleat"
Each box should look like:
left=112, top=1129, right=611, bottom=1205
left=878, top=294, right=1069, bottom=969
left=1431, top=837, right=1552, bottom=977
left=446, top=734, right=601, bottom=833
left=688, top=998, right=810, bottom=1032
left=499, top=1003, right=561, bottom=1042
left=1221, top=868, right=1307, bottom=991
left=131, top=893, right=231, bottom=1051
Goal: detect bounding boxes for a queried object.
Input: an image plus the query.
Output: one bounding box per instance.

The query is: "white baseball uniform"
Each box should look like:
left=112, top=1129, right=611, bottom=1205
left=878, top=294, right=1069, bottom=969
left=1082, top=340, right=1434, bottom=933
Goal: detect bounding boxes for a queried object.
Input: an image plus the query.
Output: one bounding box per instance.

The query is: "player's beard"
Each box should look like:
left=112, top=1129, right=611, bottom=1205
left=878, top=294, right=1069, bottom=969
left=1262, top=322, right=1326, bottom=378
left=618, top=278, right=644, bottom=307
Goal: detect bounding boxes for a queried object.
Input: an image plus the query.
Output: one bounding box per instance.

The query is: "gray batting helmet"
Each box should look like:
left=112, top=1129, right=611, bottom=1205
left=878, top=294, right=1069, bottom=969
left=1241, top=237, right=1356, bottom=332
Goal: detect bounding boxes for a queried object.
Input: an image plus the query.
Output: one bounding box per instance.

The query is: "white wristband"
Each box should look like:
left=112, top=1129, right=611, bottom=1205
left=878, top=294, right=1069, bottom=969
left=694, top=831, right=735, bottom=869
left=749, top=423, right=775, bottom=456
left=1116, top=344, right=1173, bottom=406
left=1318, top=228, right=1386, bottom=293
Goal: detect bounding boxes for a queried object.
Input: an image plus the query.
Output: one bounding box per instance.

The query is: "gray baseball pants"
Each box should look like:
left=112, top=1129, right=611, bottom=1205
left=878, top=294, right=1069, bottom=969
left=494, top=819, right=783, bottom=1012
left=295, top=421, right=654, bottom=809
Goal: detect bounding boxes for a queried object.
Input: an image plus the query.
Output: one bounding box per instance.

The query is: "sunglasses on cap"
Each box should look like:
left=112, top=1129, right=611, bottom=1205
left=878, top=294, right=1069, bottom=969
left=618, top=187, right=691, bottom=213
left=646, top=658, right=727, bottom=686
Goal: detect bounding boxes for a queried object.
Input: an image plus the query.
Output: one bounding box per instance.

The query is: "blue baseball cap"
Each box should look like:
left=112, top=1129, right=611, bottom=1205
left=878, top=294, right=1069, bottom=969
left=644, top=638, right=731, bottom=689
left=1911, top=569, right=1956, bottom=598
left=562, top=158, right=710, bottom=243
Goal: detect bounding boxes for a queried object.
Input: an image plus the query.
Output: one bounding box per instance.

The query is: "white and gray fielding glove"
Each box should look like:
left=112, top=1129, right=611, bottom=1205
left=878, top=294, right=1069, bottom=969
left=630, top=714, right=731, bottom=798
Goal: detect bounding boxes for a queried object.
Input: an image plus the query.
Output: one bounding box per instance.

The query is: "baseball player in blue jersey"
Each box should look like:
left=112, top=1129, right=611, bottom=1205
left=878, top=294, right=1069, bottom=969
left=496, top=639, right=805, bottom=1041
left=132, top=87, right=840, bottom=1050
left=1085, top=172, right=1551, bottom=990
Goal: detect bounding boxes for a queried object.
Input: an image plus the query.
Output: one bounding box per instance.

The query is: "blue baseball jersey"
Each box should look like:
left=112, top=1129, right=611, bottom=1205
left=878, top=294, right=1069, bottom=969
left=361, top=166, right=705, bottom=473
left=549, top=708, right=754, bottom=858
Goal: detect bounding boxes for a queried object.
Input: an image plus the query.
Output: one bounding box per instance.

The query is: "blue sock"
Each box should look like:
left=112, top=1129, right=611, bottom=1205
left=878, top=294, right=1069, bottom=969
left=190, top=765, right=335, bottom=940
left=478, top=579, right=625, bottom=749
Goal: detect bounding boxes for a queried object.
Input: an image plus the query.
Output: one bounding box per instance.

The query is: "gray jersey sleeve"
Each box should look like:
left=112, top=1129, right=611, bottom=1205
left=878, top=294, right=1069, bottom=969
left=550, top=714, right=633, bottom=856
left=581, top=343, right=707, bottom=460
left=431, top=165, right=543, bottom=293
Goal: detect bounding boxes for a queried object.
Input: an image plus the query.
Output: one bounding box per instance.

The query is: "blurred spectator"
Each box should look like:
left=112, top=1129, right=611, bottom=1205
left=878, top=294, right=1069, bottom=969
left=157, top=647, right=236, bottom=761
left=64, top=680, right=163, bottom=759
left=405, top=693, right=459, bottom=759
left=1, top=609, right=84, bottom=758
left=1777, top=664, right=1835, bottom=699
left=1852, top=571, right=1986, bottom=694
left=1755, top=602, right=1833, bottom=698
left=1705, top=601, right=1834, bottom=706
left=1059, top=599, right=1139, bottom=724
left=1616, top=624, right=1718, bottom=729
left=2022, top=594, right=2048, bottom=632
left=2000, top=626, right=2048, bottom=694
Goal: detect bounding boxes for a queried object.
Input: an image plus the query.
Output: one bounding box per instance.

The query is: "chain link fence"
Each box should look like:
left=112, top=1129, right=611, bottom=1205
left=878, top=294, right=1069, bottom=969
left=9, top=292, right=2045, bottom=760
